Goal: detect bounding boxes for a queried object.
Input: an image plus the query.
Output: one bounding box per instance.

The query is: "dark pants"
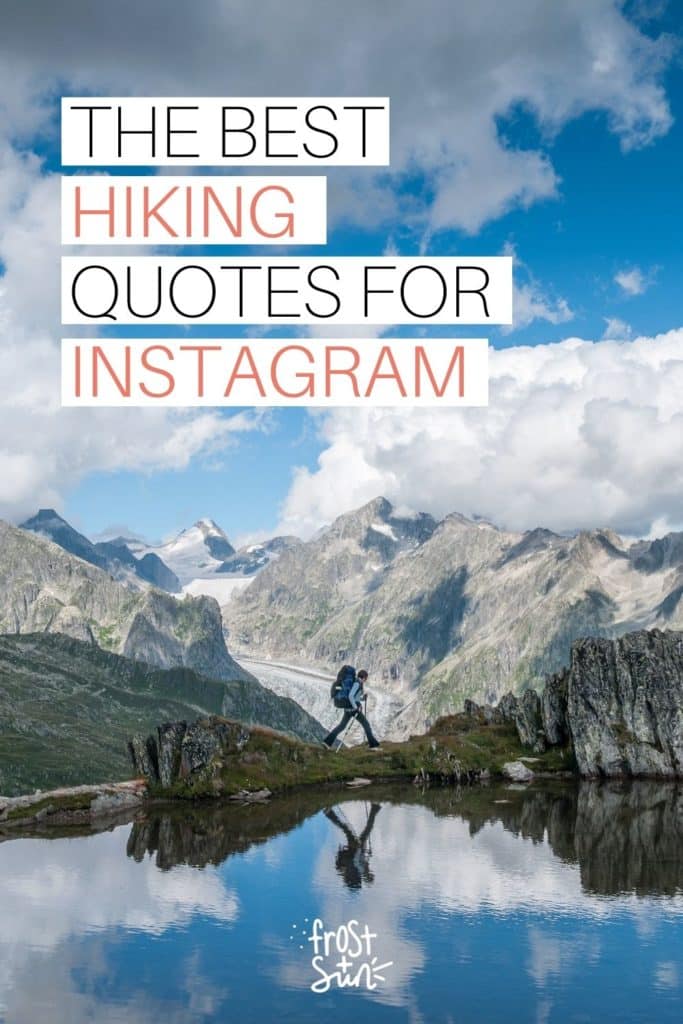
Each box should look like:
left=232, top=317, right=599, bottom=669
left=324, top=707, right=379, bottom=748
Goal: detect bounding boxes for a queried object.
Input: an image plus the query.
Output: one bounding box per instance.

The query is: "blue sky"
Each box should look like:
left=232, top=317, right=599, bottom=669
left=1, top=0, right=682, bottom=542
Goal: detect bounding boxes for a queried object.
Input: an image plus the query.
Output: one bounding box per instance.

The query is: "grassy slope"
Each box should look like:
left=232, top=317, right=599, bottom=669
left=0, top=633, right=322, bottom=796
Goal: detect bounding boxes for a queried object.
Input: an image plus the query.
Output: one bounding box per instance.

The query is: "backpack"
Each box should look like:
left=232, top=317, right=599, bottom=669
left=330, top=664, right=356, bottom=708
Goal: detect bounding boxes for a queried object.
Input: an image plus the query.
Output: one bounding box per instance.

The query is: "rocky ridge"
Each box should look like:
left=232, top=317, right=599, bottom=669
left=467, top=629, right=683, bottom=778
left=0, top=519, right=251, bottom=682
left=21, top=509, right=181, bottom=592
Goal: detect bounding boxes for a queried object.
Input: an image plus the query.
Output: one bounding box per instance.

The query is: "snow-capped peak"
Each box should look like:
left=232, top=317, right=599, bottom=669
left=195, top=518, right=225, bottom=537
left=138, top=518, right=235, bottom=584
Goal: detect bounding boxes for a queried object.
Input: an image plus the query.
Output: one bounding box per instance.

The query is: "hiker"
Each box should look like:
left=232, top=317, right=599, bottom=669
left=324, top=666, right=381, bottom=749
left=324, top=803, right=382, bottom=889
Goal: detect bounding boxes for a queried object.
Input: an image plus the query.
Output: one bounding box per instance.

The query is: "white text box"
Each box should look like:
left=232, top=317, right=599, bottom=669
left=62, top=338, right=489, bottom=407
left=62, top=256, right=512, bottom=326
left=61, top=175, right=327, bottom=245
left=61, top=97, right=390, bottom=166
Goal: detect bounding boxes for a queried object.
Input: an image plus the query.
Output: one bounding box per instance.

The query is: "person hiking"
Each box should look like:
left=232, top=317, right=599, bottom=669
left=324, top=802, right=382, bottom=889
left=324, top=667, right=381, bottom=749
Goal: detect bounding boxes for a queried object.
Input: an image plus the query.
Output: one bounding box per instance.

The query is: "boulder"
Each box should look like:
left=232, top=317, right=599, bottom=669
left=502, top=761, right=535, bottom=782
left=567, top=630, right=683, bottom=777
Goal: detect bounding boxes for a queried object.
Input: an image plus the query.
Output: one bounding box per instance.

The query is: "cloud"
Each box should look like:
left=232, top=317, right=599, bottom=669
left=615, top=267, right=653, bottom=295
left=602, top=316, right=633, bottom=339
left=509, top=283, right=573, bottom=332
left=502, top=245, right=573, bottom=332
left=654, top=961, right=679, bottom=989
left=0, top=1, right=676, bottom=517
left=0, top=0, right=675, bottom=236
left=277, top=330, right=683, bottom=538
left=298, top=801, right=682, bottom=1011
left=0, top=133, right=266, bottom=523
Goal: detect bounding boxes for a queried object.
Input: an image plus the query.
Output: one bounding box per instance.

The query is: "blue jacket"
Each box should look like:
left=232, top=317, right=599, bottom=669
left=348, top=679, right=364, bottom=710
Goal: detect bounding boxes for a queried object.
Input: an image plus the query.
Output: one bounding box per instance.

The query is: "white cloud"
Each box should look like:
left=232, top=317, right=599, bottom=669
left=292, top=801, right=682, bottom=1009
left=500, top=242, right=573, bottom=333
left=510, top=283, right=573, bottom=332
left=615, top=267, right=652, bottom=295
left=654, top=961, right=679, bottom=989
left=0, top=1, right=675, bottom=236
left=0, top=1, right=676, bottom=516
left=0, top=138, right=266, bottom=523
left=602, top=316, right=633, bottom=339
left=278, top=330, right=683, bottom=538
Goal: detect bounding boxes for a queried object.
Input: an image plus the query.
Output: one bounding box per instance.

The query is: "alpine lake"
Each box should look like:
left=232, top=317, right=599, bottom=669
left=0, top=779, right=681, bottom=1023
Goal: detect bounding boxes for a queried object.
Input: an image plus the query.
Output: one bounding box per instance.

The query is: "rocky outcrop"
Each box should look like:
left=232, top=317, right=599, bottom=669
left=157, top=722, right=189, bottom=787
left=463, top=698, right=505, bottom=724
left=497, top=692, right=520, bottom=723
left=130, top=717, right=254, bottom=791
left=541, top=669, right=569, bottom=746
left=514, top=690, right=546, bottom=752
left=130, top=706, right=569, bottom=799
left=508, top=629, right=683, bottom=778
left=567, top=631, right=683, bottom=777
left=0, top=780, right=147, bottom=832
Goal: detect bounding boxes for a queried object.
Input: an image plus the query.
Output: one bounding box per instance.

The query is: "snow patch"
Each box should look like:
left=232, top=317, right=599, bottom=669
left=181, top=577, right=251, bottom=602
left=371, top=521, right=398, bottom=541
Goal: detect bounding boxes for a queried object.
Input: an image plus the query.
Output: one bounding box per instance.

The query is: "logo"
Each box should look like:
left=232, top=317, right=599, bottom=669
left=290, top=917, right=393, bottom=993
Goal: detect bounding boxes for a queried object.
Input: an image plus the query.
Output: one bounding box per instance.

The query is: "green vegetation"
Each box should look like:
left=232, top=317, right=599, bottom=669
left=155, top=712, right=574, bottom=801
left=0, top=633, right=323, bottom=797
left=4, top=792, right=93, bottom=822
left=94, top=623, right=117, bottom=649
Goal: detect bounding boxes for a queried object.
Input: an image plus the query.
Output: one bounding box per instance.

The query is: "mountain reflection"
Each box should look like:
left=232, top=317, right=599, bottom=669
left=126, top=780, right=683, bottom=899
left=1, top=780, right=681, bottom=1024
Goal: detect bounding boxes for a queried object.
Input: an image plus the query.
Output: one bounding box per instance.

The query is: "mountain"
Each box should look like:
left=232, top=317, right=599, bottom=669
left=224, top=496, right=436, bottom=652
left=21, top=508, right=106, bottom=567
left=21, top=509, right=181, bottom=593
left=216, top=535, right=303, bottom=576
left=223, top=498, right=683, bottom=736
left=0, top=520, right=251, bottom=682
left=0, top=633, right=325, bottom=796
left=133, top=518, right=236, bottom=585
left=135, top=521, right=304, bottom=604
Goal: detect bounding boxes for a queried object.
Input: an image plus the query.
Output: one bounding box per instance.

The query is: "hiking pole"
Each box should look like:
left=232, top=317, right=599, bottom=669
left=333, top=711, right=356, bottom=750
left=334, top=705, right=362, bottom=751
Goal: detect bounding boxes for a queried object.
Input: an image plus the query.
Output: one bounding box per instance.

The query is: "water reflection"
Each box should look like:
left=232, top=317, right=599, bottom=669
left=324, top=803, right=382, bottom=890
left=0, top=780, right=680, bottom=1023
left=122, top=780, right=683, bottom=899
